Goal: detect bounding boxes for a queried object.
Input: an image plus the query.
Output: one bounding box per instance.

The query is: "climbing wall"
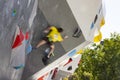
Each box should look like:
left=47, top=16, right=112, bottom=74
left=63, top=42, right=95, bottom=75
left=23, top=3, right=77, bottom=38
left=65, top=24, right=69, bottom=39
left=0, top=0, right=37, bottom=80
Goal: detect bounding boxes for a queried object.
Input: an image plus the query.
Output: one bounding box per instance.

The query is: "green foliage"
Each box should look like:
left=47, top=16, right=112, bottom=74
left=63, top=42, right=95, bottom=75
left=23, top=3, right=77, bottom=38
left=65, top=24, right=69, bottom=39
left=74, top=33, right=120, bottom=80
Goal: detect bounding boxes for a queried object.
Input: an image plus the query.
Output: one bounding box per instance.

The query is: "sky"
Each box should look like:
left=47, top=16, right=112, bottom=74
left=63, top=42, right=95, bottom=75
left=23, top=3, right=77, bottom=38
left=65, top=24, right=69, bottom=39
left=101, top=0, right=120, bottom=39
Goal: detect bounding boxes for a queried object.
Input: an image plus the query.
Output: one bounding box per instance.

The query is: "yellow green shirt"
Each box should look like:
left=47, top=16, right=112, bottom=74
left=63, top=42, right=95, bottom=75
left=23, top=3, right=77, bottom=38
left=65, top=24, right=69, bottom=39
left=47, top=26, right=63, bottom=42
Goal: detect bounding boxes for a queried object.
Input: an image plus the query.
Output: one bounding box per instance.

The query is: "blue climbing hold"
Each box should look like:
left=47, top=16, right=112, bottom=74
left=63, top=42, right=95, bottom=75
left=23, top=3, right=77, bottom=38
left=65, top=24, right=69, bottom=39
left=13, top=64, right=24, bottom=70
left=68, top=49, right=77, bottom=57
left=26, top=44, right=32, bottom=55
left=90, top=22, right=94, bottom=29
left=12, top=10, right=16, bottom=16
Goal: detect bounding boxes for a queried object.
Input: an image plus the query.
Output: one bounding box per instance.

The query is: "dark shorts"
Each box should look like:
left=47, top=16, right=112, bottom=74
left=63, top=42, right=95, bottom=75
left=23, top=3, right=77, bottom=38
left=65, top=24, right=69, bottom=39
left=43, top=37, right=53, bottom=46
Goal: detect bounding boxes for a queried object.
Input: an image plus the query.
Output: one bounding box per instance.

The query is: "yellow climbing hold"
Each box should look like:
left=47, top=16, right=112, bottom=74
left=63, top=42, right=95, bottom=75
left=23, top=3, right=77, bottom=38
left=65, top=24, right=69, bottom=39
left=100, top=17, right=105, bottom=27
left=62, top=77, right=68, bottom=80
left=94, top=31, right=102, bottom=42
left=77, top=49, right=83, bottom=54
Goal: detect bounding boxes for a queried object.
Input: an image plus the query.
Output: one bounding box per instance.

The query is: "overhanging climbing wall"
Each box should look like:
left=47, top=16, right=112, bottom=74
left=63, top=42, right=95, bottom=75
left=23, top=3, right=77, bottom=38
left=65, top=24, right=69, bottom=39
left=38, top=0, right=85, bottom=52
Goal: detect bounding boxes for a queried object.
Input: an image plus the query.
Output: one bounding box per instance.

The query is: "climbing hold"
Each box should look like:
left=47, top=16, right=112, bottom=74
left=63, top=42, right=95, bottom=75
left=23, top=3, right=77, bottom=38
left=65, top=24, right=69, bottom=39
left=68, top=49, right=77, bottom=57
left=73, top=27, right=82, bottom=38
left=94, top=30, right=102, bottom=42
left=94, top=14, right=98, bottom=24
left=77, top=49, right=83, bottom=54
left=100, top=17, right=105, bottom=27
left=67, top=66, right=72, bottom=71
left=90, top=22, right=94, bottom=29
left=25, top=32, right=29, bottom=40
left=13, top=64, right=24, bottom=70
left=64, top=58, right=73, bottom=66
left=12, top=10, right=17, bottom=16
left=26, top=44, right=32, bottom=55
left=12, top=28, right=24, bottom=49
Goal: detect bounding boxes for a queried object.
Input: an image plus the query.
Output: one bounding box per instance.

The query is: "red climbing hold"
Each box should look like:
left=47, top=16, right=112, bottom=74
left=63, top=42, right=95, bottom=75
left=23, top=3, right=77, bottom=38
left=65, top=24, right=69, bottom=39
left=12, top=28, right=24, bottom=49
left=38, top=76, right=44, bottom=80
left=25, top=32, right=29, bottom=40
left=63, top=58, right=73, bottom=66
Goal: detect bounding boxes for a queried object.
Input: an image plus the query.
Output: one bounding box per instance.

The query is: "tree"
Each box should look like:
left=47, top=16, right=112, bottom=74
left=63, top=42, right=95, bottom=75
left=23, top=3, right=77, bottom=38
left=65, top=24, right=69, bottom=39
left=74, top=33, right=120, bottom=80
